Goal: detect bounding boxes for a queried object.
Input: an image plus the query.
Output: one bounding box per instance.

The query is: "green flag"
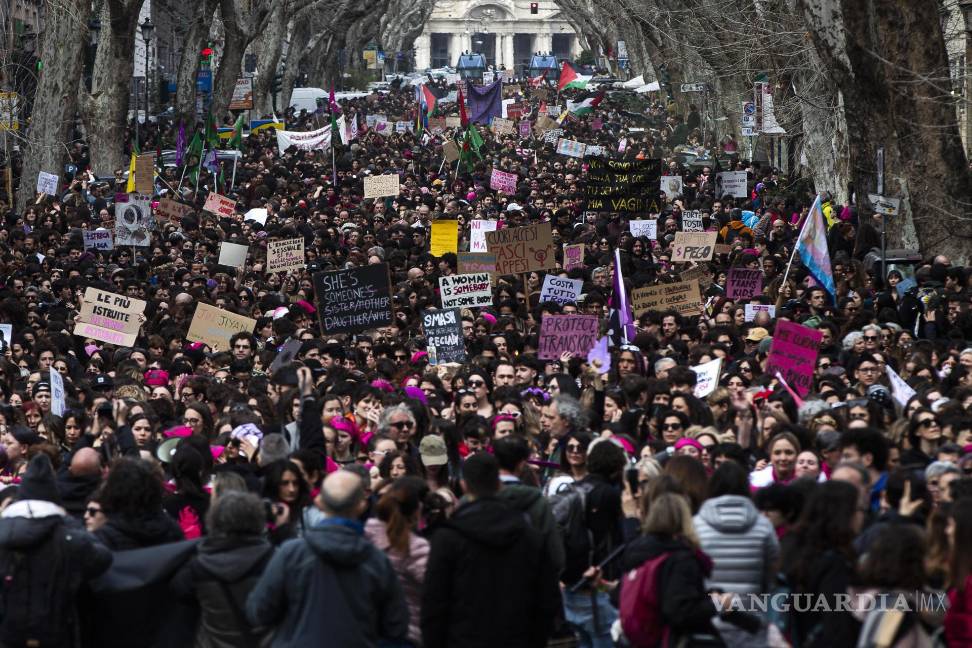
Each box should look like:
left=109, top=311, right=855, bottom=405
left=460, top=124, right=484, bottom=170
left=186, top=132, right=203, bottom=161
left=227, top=114, right=245, bottom=150
left=204, top=113, right=220, bottom=150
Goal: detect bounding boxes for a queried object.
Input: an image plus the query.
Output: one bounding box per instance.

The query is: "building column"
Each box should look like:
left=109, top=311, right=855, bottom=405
left=415, top=33, right=432, bottom=70
left=502, top=33, right=515, bottom=71
left=535, top=32, right=552, bottom=56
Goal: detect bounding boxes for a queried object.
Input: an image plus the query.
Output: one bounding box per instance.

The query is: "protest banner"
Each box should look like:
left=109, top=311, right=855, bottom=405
left=564, top=243, right=585, bottom=271
left=134, top=154, right=155, bottom=193
left=439, top=273, right=492, bottom=308
left=492, top=117, right=515, bottom=135
left=507, top=103, right=525, bottom=120
left=442, top=141, right=460, bottom=162
left=187, top=303, right=257, bottom=350
left=275, top=124, right=332, bottom=154
left=489, top=169, right=518, bottom=195
left=584, top=158, right=661, bottom=213
left=671, top=231, right=718, bottom=263
left=428, top=116, right=446, bottom=132
left=629, top=220, right=657, bottom=239
left=457, top=252, right=496, bottom=276
left=539, top=275, right=583, bottom=305
left=430, top=220, right=459, bottom=257
left=312, top=264, right=393, bottom=334
left=156, top=198, right=194, bottom=224
left=36, top=171, right=58, bottom=196
left=470, top=219, right=498, bottom=253
left=764, top=320, right=822, bottom=397
left=660, top=175, right=683, bottom=198
left=203, top=192, right=236, bottom=217
left=83, top=229, right=113, bottom=251
left=485, top=222, right=555, bottom=275
left=682, top=210, right=704, bottom=232
left=218, top=242, right=248, bottom=269
left=726, top=268, right=763, bottom=299
left=538, top=314, right=599, bottom=360
left=716, top=171, right=748, bottom=198
left=744, top=303, right=776, bottom=322
left=541, top=128, right=564, bottom=145
left=50, top=368, right=65, bottom=417
left=266, top=237, right=305, bottom=274
left=692, top=357, right=723, bottom=398
left=631, top=280, right=703, bottom=317
left=364, top=174, right=400, bottom=199
left=115, top=193, right=155, bottom=246
left=422, top=309, right=467, bottom=365
left=228, top=77, right=254, bottom=110
left=73, top=288, right=146, bottom=347
left=556, top=138, right=586, bottom=158
left=534, top=115, right=556, bottom=133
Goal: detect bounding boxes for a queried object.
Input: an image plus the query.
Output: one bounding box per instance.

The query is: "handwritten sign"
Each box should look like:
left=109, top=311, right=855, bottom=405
left=538, top=314, right=599, bottom=360
left=486, top=223, right=555, bottom=276
left=439, top=273, right=492, bottom=308
left=83, top=229, right=113, bottom=251
left=266, top=237, right=305, bottom=274
left=36, top=171, right=58, bottom=196
left=629, top=220, right=657, bottom=239
left=716, top=170, right=748, bottom=198
left=430, top=220, right=459, bottom=257
left=744, top=303, right=776, bottom=322
left=422, top=308, right=466, bottom=365
left=556, top=138, right=586, bottom=158
left=73, top=288, right=146, bottom=347
left=442, top=141, right=460, bottom=163
left=584, top=158, right=661, bottom=213
left=218, top=242, right=248, bottom=269
left=187, top=303, right=257, bottom=351
left=564, top=243, right=585, bottom=271
left=682, top=210, right=704, bottom=232
left=671, top=231, right=718, bottom=263
left=489, top=169, right=518, bottom=195
left=631, top=280, right=703, bottom=317
left=156, top=198, right=194, bottom=224
left=134, top=154, right=156, bottom=194
left=470, top=219, right=498, bottom=253
left=203, top=192, right=236, bottom=217
left=680, top=264, right=714, bottom=290
left=539, top=275, right=583, bottom=305
left=692, top=357, right=723, bottom=398
left=312, top=264, right=393, bottom=334
left=457, top=252, right=496, bottom=276
left=764, top=320, right=822, bottom=397
left=364, top=174, right=400, bottom=199
left=726, top=268, right=763, bottom=300
left=492, top=117, right=515, bottom=136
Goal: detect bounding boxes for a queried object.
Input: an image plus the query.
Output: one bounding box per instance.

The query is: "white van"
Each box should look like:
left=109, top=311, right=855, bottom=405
left=290, top=87, right=327, bottom=113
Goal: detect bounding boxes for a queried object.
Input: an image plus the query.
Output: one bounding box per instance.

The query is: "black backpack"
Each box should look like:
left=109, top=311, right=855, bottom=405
left=549, top=480, right=595, bottom=586
left=0, top=524, right=74, bottom=647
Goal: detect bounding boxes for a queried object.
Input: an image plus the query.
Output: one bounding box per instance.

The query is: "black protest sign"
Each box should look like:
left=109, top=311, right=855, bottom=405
left=583, top=158, right=661, bottom=213
left=313, top=264, right=393, bottom=334
left=422, top=308, right=466, bottom=365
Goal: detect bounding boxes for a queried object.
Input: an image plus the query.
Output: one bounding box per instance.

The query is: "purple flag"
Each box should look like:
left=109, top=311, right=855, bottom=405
left=467, top=80, right=503, bottom=125
left=611, top=248, right=636, bottom=343
left=175, top=122, right=187, bottom=166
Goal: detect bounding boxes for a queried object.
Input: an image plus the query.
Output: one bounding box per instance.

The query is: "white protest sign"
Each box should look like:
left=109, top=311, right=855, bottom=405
left=364, top=174, right=400, bottom=199
left=36, top=171, right=59, bottom=196
left=470, top=219, right=498, bottom=253
left=244, top=208, right=269, bottom=225
left=556, top=138, right=586, bottom=158
left=744, top=303, right=776, bottom=322
left=0, top=324, right=10, bottom=354
left=660, top=175, right=683, bottom=199
left=266, top=237, right=305, bottom=274
left=682, top=210, right=704, bottom=232
left=49, top=367, right=65, bottom=416
left=218, top=242, right=248, bottom=269
left=886, top=365, right=917, bottom=407
left=629, top=220, right=657, bottom=239
left=716, top=171, right=748, bottom=198
left=692, top=357, right=723, bottom=398
left=539, top=275, right=583, bottom=305
left=115, top=193, right=155, bottom=246
left=439, top=273, right=493, bottom=308
left=83, top=229, right=113, bottom=251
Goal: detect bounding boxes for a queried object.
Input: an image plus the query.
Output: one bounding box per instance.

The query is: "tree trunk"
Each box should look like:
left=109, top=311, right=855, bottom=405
left=250, top=1, right=287, bottom=117
left=174, top=0, right=218, bottom=126
left=16, top=0, right=88, bottom=208
left=281, top=19, right=313, bottom=110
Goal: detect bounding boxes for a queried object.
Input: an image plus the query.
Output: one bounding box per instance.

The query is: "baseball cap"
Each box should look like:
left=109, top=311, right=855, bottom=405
left=419, top=435, right=448, bottom=467
left=144, top=369, right=169, bottom=387
left=91, top=375, right=114, bottom=391
left=745, top=327, right=769, bottom=342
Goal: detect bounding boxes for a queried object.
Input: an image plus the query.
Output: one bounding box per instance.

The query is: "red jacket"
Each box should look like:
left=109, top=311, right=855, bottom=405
left=946, top=575, right=972, bottom=646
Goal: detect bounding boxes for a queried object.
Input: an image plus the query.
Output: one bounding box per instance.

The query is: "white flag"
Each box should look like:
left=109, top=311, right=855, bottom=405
left=886, top=365, right=916, bottom=408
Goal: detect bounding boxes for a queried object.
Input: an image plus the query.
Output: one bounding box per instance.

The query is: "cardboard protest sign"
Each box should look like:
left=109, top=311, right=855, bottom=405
left=671, top=232, right=718, bottom=263
left=492, top=118, right=515, bottom=135
left=134, top=154, right=156, bottom=194
left=445, top=116, right=461, bottom=129
left=469, top=219, right=498, bottom=253
left=539, top=275, right=583, bottom=305
left=312, top=264, right=393, bottom=334
left=439, top=273, right=492, bottom=308
left=485, top=222, right=555, bottom=275
left=631, top=280, right=703, bottom=317
left=73, top=288, right=146, bottom=347
left=563, top=244, right=585, bottom=271
left=629, top=220, right=657, bottom=239
left=442, top=141, right=460, bottom=163
left=115, top=193, right=155, bottom=246
left=83, top=229, right=113, bottom=251
left=457, top=252, right=496, bottom=276
left=489, top=169, right=518, bottom=195
left=36, top=171, right=58, bottom=196
left=187, top=303, right=257, bottom=351
left=744, top=303, right=776, bottom=321
left=266, top=237, right=305, bottom=274
left=584, top=158, right=661, bottom=213
left=660, top=175, right=683, bottom=199
left=680, top=264, right=714, bottom=290
left=726, top=268, right=763, bottom=300
left=556, top=138, right=586, bottom=158
left=538, top=314, right=599, bottom=360
left=716, top=171, right=748, bottom=198
left=422, top=309, right=467, bottom=365
left=692, top=357, right=723, bottom=398
left=218, top=242, right=248, bottom=269
left=364, top=174, right=400, bottom=199
left=203, top=192, right=236, bottom=217
left=430, top=220, right=459, bottom=257
left=156, top=198, right=194, bottom=224
left=764, top=320, right=822, bottom=397
left=682, top=210, right=704, bottom=232
left=49, top=368, right=66, bottom=417
left=534, top=115, right=556, bottom=133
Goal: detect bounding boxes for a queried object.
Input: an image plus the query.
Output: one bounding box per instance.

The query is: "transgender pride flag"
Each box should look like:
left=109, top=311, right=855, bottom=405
left=797, top=195, right=836, bottom=299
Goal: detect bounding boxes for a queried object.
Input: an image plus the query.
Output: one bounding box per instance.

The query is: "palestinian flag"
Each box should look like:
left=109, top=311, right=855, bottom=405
left=558, top=61, right=589, bottom=91
left=420, top=85, right=437, bottom=115
left=567, top=91, right=604, bottom=117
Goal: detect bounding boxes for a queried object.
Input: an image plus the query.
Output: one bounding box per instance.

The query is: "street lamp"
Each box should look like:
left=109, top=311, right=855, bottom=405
left=140, top=17, right=155, bottom=118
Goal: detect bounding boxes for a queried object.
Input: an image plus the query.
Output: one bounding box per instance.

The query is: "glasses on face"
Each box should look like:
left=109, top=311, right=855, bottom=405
left=183, top=417, right=201, bottom=425
left=863, top=335, right=879, bottom=341
left=858, top=366, right=878, bottom=374
left=818, top=362, right=831, bottom=369
left=84, top=507, right=102, bottom=517
left=566, top=443, right=584, bottom=453
left=918, top=418, right=938, bottom=428
left=389, top=420, right=412, bottom=429
left=468, top=380, right=485, bottom=388
left=661, top=423, right=682, bottom=431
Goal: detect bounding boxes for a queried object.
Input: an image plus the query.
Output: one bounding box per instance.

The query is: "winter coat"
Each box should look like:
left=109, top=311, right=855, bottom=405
left=246, top=518, right=408, bottom=648
left=55, top=472, right=101, bottom=521
left=498, top=481, right=566, bottom=575
left=693, top=495, right=780, bottom=594
left=420, top=496, right=560, bottom=648
left=785, top=548, right=860, bottom=648
left=364, top=518, right=429, bottom=646
left=171, top=535, right=275, bottom=648
left=94, top=511, right=185, bottom=551
left=946, top=574, right=972, bottom=646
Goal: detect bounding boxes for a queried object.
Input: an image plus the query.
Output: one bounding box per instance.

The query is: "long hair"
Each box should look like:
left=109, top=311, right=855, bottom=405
left=643, top=493, right=698, bottom=548
left=784, top=480, right=859, bottom=589
left=374, top=476, right=428, bottom=556
left=949, top=498, right=972, bottom=588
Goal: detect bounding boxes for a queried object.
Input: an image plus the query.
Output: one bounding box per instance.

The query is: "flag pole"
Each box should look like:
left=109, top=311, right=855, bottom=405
left=194, top=145, right=205, bottom=194
left=231, top=153, right=239, bottom=191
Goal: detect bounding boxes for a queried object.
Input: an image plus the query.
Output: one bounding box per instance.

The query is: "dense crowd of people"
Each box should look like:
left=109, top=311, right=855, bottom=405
left=0, top=76, right=971, bottom=648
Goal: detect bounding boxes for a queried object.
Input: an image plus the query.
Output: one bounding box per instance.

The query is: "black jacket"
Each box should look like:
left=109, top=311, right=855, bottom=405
left=94, top=511, right=184, bottom=551
left=55, top=472, right=101, bottom=520
left=421, top=496, right=560, bottom=648
left=172, top=536, right=274, bottom=648
left=785, top=548, right=860, bottom=648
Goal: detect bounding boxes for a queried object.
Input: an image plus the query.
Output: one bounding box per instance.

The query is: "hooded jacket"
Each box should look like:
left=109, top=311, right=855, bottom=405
left=171, top=535, right=274, bottom=648
left=246, top=519, right=408, bottom=648
left=420, top=496, right=559, bottom=648
left=693, top=495, right=780, bottom=594
left=497, top=481, right=566, bottom=575
left=94, top=511, right=185, bottom=551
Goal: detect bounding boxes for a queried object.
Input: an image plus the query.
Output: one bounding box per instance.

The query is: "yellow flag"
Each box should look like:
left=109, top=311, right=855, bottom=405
left=125, top=153, right=137, bottom=193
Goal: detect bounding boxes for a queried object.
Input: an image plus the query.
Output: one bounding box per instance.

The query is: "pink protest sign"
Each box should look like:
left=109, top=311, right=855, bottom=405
left=538, top=314, right=599, bottom=360
left=519, top=120, right=532, bottom=138
left=489, top=169, right=518, bottom=195
left=564, top=243, right=585, bottom=271
left=591, top=118, right=603, bottom=131
left=764, top=320, right=822, bottom=397
left=726, top=268, right=763, bottom=300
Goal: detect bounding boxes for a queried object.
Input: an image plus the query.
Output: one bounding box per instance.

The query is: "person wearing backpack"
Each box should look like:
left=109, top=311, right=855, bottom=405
left=0, top=453, right=113, bottom=647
